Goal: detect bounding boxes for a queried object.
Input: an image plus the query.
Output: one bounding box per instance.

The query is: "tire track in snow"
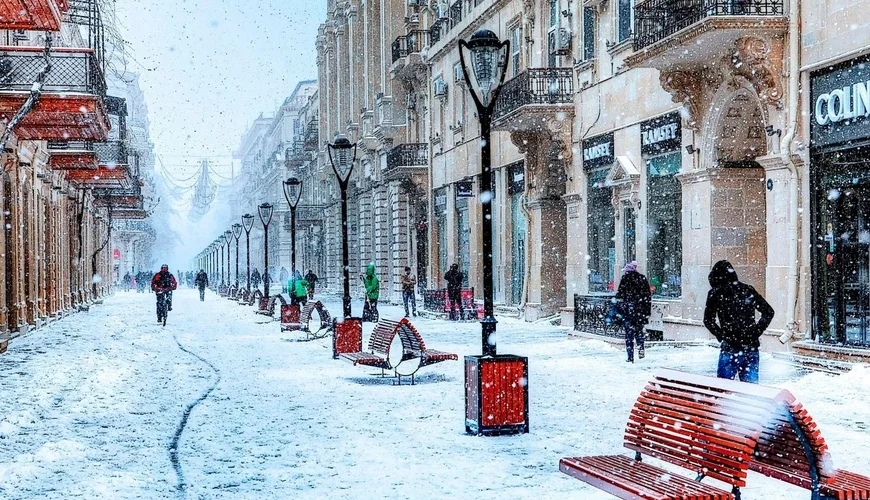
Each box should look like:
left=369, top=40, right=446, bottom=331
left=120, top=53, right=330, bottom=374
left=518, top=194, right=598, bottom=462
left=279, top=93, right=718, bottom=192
left=170, top=330, right=221, bottom=498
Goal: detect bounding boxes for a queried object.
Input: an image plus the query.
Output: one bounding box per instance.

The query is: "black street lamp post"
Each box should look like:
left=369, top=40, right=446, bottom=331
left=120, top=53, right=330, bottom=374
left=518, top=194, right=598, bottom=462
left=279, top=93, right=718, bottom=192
left=283, top=177, right=303, bottom=273
left=459, top=29, right=528, bottom=436
left=224, top=230, right=233, bottom=294
left=232, top=223, right=242, bottom=286
left=328, top=137, right=357, bottom=319
left=242, top=214, right=254, bottom=291
left=218, top=238, right=225, bottom=288
left=258, top=203, right=274, bottom=298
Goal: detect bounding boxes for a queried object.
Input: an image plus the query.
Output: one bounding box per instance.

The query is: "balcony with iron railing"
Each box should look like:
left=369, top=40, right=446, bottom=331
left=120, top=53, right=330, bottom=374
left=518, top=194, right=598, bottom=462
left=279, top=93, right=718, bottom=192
left=384, top=143, right=428, bottom=180
left=392, top=30, right=428, bottom=63
left=304, top=117, right=319, bottom=151
left=286, top=141, right=309, bottom=168
left=0, top=46, right=109, bottom=141
left=628, top=0, right=787, bottom=69
left=428, top=0, right=463, bottom=48
left=492, top=68, right=574, bottom=130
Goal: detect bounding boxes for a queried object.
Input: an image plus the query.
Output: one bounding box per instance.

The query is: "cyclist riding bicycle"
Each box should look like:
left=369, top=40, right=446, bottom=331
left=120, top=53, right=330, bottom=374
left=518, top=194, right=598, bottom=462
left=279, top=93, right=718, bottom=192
left=151, top=264, right=178, bottom=323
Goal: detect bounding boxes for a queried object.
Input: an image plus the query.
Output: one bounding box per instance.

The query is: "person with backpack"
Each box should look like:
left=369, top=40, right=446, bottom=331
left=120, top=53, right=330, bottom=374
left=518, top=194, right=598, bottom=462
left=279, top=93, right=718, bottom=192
left=288, top=270, right=309, bottom=306
left=360, top=263, right=380, bottom=322
left=614, top=261, right=652, bottom=363
left=444, top=263, right=464, bottom=321
left=704, top=260, right=775, bottom=383
left=194, top=269, right=209, bottom=301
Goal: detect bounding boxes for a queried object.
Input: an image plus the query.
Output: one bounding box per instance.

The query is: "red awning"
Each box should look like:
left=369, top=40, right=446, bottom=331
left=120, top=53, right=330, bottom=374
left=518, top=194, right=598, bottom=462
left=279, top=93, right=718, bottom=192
left=0, top=0, right=65, bottom=31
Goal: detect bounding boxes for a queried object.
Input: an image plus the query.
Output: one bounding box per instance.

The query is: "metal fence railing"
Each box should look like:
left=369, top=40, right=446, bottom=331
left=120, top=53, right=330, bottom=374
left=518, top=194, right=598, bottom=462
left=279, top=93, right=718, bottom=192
left=634, top=0, right=785, bottom=50
left=493, top=68, right=574, bottom=121
left=391, top=30, right=428, bottom=63
left=385, top=143, right=427, bottom=174
left=573, top=294, right=624, bottom=338
left=0, top=47, right=107, bottom=95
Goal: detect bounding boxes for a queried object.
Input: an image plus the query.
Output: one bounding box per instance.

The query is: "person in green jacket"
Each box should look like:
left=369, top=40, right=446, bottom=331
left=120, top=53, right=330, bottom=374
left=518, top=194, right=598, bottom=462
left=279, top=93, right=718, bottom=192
left=288, top=270, right=309, bottom=306
left=360, top=263, right=380, bottom=322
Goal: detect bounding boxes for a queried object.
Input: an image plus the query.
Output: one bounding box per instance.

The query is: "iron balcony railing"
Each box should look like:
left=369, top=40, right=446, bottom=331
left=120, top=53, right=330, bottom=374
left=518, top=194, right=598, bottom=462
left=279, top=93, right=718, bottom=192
left=493, top=68, right=574, bottom=121
left=429, top=19, right=446, bottom=45
left=94, top=140, right=128, bottom=166
left=287, top=140, right=309, bottom=167
left=385, top=143, right=428, bottom=172
left=634, top=0, right=785, bottom=50
left=0, top=46, right=107, bottom=96
left=391, top=30, right=429, bottom=63
left=304, top=117, right=318, bottom=151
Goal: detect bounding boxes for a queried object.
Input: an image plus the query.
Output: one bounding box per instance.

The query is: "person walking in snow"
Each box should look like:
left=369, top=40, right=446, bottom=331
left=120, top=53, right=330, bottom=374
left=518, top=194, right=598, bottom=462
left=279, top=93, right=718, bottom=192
left=360, top=263, right=380, bottom=322
left=194, top=269, right=209, bottom=301
left=288, top=270, right=309, bottom=307
left=444, top=263, right=464, bottom=321
left=703, top=260, right=775, bottom=384
left=614, top=261, right=652, bottom=363
left=401, top=266, right=418, bottom=317
left=304, top=269, right=318, bottom=299
left=122, top=272, right=132, bottom=292
left=251, top=268, right=262, bottom=291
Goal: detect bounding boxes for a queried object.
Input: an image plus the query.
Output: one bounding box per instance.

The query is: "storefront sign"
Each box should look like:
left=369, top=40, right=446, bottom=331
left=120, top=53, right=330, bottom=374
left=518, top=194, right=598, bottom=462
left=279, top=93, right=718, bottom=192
left=456, top=180, right=474, bottom=198
left=583, top=133, right=614, bottom=170
left=641, top=112, right=681, bottom=155
left=434, top=188, right=447, bottom=214
left=508, top=161, right=525, bottom=195
left=811, top=56, right=870, bottom=148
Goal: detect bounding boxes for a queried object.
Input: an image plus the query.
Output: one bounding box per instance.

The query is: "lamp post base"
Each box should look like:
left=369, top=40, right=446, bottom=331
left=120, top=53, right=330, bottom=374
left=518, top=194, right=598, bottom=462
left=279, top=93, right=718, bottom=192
left=464, top=354, right=529, bottom=436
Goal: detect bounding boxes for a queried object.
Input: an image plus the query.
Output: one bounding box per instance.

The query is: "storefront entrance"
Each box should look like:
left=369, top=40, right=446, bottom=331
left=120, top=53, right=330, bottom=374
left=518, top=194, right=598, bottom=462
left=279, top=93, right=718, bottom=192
left=812, top=158, right=870, bottom=345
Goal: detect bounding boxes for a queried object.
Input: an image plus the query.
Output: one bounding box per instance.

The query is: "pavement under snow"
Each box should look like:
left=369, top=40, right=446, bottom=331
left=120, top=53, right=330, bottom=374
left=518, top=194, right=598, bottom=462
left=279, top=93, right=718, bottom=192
left=1, top=289, right=868, bottom=499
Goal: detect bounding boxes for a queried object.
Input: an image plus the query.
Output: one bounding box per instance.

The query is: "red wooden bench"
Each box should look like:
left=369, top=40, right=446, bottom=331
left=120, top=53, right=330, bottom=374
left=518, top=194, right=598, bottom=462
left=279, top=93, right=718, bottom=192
left=340, top=318, right=457, bottom=385
left=560, top=369, right=870, bottom=500
left=281, top=300, right=332, bottom=340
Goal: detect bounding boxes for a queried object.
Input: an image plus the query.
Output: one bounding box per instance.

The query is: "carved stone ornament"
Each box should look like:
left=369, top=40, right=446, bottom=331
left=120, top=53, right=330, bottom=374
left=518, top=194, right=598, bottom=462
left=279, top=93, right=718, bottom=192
left=730, top=36, right=784, bottom=109
left=660, top=70, right=704, bottom=129
left=522, top=0, right=535, bottom=31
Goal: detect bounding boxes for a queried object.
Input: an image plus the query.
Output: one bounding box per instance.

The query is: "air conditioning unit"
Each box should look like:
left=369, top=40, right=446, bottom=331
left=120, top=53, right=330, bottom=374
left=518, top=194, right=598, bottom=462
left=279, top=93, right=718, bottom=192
left=437, top=4, right=449, bottom=19
left=454, top=64, right=465, bottom=83
left=552, top=28, right=572, bottom=56
left=408, top=0, right=421, bottom=6
left=434, top=79, right=447, bottom=97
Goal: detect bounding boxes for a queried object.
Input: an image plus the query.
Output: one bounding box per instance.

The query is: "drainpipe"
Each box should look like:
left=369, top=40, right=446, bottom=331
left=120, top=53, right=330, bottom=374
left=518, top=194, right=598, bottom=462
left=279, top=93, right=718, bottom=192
left=778, top=0, right=801, bottom=343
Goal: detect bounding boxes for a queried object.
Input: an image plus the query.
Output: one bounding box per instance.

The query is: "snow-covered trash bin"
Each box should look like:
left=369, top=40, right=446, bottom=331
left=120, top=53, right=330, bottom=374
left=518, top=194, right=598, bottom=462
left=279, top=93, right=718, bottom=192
left=464, top=354, right=529, bottom=436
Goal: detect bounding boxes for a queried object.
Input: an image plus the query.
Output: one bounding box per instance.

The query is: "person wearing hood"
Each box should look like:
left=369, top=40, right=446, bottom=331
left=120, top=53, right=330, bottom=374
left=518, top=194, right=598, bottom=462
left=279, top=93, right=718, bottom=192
left=444, top=263, right=464, bottom=321
left=360, top=263, right=380, bottom=322
left=288, top=270, right=309, bottom=306
left=614, top=261, right=652, bottom=363
left=704, top=260, right=774, bottom=384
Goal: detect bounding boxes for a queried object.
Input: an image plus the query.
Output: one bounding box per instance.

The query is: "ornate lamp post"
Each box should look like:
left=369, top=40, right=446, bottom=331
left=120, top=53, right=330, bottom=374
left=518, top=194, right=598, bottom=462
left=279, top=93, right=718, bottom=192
left=258, top=203, right=274, bottom=298
left=283, top=177, right=303, bottom=273
left=459, top=29, right=528, bottom=436
left=218, top=238, right=226, bottom=288
left=232, top=223, right=242, bottom=286
left=328, top=137, right=357, bottom=319
left=224, top=230, right=233, bottom=293
left=242, top=213, right=254, bottom=291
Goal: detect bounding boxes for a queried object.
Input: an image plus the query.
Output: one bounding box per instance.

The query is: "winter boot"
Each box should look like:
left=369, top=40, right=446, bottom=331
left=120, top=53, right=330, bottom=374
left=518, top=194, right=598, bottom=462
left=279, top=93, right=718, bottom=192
left=639, top=346, right=645, bottom=360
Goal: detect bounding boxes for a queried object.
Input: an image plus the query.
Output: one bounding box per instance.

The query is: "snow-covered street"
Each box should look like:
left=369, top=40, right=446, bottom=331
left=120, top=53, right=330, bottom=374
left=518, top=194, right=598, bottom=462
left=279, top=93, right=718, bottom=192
left=1, top=289, right=869, bottom=499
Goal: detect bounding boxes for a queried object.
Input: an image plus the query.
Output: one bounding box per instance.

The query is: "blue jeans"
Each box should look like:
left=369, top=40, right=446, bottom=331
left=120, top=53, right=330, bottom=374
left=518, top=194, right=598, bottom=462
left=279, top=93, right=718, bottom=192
left=402, top=290, right=416, bottom=315
left=717, top=348, right=760, bottom=383
left=624, top=321, right=645, bottom=362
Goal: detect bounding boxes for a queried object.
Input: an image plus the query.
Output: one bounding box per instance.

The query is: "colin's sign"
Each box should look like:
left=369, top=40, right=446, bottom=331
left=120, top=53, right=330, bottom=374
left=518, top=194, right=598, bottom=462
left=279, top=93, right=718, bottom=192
left=811, top=57, right=870, bottom=148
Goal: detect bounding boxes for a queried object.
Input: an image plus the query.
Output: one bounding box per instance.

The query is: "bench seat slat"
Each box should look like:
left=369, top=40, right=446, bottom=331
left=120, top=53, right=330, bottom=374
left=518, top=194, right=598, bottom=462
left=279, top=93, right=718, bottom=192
left=560, top=455, right=734, bottom=500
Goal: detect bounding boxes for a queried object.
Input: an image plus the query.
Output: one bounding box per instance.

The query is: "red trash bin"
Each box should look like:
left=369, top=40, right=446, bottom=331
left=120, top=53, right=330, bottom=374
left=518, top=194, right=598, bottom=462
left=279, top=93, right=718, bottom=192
left=281, top=304, right=301, bottom=331
left=332, top=317, right=362, bottom=359
left=465, top=354, right=529, bottom=436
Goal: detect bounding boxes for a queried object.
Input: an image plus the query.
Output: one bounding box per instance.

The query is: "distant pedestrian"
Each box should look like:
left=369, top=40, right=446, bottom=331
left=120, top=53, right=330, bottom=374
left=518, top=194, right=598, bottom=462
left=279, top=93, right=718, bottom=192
left=288, top=270, right=309, bottom=307
left=304, top=269, right=318, bottom=299
left=360, top=263, right=380, bottom=322
left=704, top=260, right=774, bottom=384
left=444, top=263, right=464, bottom=321
left=614, top=261, right=651, bottom=363
left=194, top=269, right=209, bottom=301
left=401, top=266, right=417, bottom=317
left=122, top=272, right=131, bottom=292
left=251, top=268, right=262, bottom=291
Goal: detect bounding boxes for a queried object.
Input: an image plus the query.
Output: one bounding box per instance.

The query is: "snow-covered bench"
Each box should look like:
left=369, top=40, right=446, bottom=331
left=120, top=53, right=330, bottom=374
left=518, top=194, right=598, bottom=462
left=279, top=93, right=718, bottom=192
left=340, top=318, right=457, bottom=385
left=281, top=300, right=332, bottom=340
left=560, top=369, right=870, bottom=500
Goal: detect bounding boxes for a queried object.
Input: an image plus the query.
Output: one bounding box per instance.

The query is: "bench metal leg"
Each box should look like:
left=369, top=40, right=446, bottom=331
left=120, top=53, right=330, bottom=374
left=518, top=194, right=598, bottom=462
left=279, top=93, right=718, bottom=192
left=634, top=452, right=642, bottom=462
left=732, top=486, right=741, bottom=500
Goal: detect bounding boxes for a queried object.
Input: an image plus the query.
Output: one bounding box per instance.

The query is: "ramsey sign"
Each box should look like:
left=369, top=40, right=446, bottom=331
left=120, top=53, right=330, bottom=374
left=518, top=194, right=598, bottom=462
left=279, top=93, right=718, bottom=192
left=811, top=57, right=870, bottom=149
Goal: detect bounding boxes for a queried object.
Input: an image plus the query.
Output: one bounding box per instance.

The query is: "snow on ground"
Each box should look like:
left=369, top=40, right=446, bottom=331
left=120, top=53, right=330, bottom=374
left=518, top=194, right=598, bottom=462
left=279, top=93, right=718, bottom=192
left=1, top=289, right=869, bottom=499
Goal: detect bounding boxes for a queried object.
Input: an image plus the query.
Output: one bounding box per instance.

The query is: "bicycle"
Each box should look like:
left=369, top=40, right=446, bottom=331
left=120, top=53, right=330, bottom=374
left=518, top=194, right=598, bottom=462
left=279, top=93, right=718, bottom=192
left=156, top=291, right=171, bottom=326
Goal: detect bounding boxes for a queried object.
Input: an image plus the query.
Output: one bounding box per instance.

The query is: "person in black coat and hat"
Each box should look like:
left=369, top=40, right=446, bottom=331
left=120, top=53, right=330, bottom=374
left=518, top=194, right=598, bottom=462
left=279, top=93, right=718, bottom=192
left=614, top=261, right=651, bottom=363
left=704, top=260, right=774, bottom=384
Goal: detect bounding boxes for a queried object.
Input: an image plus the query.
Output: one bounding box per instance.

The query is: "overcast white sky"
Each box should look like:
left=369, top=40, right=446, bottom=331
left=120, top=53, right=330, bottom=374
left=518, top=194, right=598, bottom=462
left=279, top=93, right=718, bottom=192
left=115, top=0, right=325, bottom=268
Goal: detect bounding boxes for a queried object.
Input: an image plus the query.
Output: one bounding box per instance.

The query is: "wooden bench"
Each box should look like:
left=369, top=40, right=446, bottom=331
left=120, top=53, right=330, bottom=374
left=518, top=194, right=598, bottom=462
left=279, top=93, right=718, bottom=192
left=280, top=300, right=332, bottom=340
left=560, top=369, right=870, bottom=500
left=340, top=318, right=457, bottom=384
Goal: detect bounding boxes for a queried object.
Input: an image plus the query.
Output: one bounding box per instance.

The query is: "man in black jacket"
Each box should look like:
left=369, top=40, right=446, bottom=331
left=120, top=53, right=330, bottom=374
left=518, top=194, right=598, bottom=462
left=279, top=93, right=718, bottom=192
left=194, top=269, right=209, bottom=301
left=444, top=263, right=464, bottom=321
left=615, top=261, right=652, bottom=363
left=704, top=260, right=774, bottom=384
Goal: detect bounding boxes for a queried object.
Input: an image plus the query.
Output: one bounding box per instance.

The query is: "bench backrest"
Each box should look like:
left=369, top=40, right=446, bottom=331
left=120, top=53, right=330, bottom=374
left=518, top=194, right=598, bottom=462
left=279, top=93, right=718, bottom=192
left=300, top=301, right=318, bottom=323
left=625, top=369, right=795, bottom=487
left=368, top=320, right=399, bottom=357
left=751, top=402, right=833, bottom=486
left=393, top=318, right=427, bottom=355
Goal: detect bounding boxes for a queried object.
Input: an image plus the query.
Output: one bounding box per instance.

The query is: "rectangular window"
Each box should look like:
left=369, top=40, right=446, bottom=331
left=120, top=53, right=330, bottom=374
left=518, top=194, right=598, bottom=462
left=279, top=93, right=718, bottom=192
left=457, top=204, right=470, bottom=287
left=618, top=0, right=633, bottom=43
left=510, top=25, right=522, bottom=76
left=587, top=168, right=615, bottom=293
left=550, top=0, right=558, bottom=27
left=583, top=7, right=595, bottom=61
left=646, top=152, right=682, bottom=298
